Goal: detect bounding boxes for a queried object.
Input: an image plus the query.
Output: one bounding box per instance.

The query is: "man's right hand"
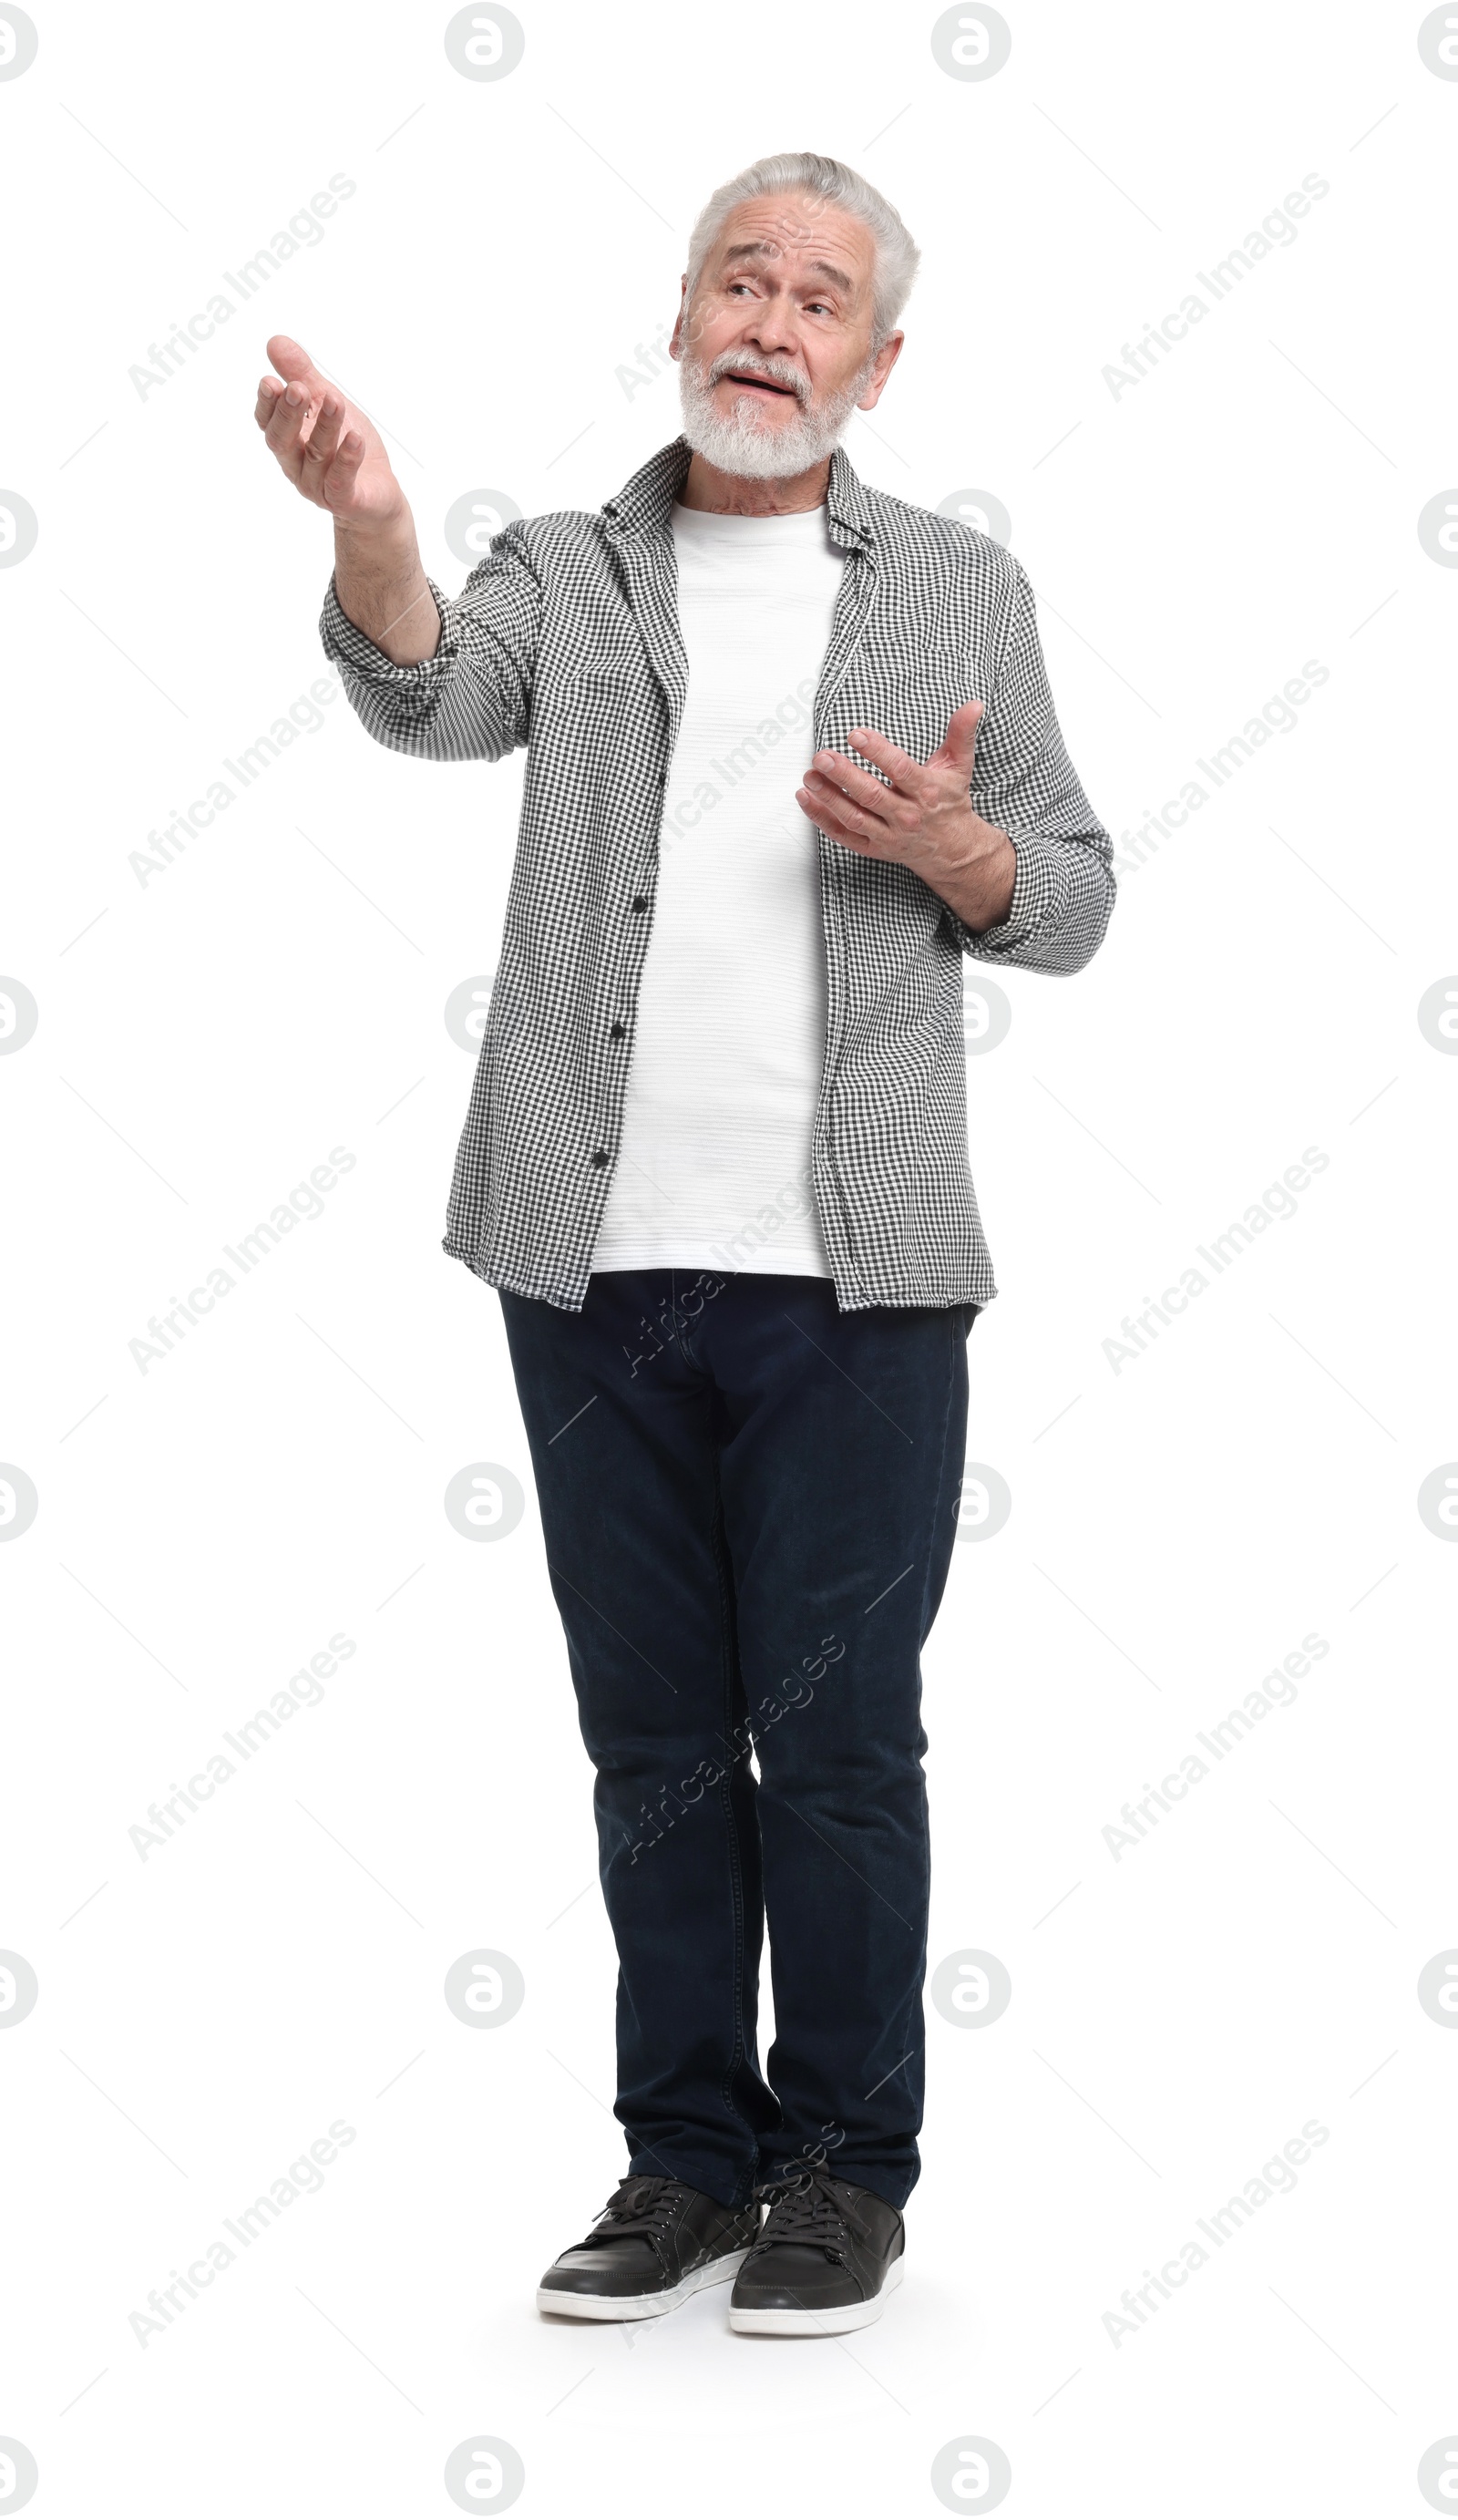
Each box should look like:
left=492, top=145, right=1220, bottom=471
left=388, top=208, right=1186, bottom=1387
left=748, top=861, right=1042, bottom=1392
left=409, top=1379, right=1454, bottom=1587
left=254, top=334, right=404, bottom=528
left=255, top=334, right=441, bottom=664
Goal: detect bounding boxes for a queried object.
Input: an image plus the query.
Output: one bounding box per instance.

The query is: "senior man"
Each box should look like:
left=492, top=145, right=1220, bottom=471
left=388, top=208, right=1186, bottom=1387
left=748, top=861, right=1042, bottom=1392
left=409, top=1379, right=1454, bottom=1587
left=255, top=149, right=1114, bottom=2337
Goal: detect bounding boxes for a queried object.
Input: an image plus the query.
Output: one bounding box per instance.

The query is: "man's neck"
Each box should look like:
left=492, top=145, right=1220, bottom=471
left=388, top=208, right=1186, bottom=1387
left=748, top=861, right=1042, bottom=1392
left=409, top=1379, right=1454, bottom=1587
left=677, top=449, right=830, bottom=515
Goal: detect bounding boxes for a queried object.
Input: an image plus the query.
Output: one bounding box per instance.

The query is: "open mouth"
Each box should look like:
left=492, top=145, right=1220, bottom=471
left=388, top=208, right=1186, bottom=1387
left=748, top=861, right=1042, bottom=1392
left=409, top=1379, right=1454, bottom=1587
left=719, top=370, right=799, bottom=400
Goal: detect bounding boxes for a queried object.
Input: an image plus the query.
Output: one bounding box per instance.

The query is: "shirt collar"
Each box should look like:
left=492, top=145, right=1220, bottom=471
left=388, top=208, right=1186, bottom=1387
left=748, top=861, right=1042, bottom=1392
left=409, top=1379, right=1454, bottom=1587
left=601, top=435, right=875, bottom=552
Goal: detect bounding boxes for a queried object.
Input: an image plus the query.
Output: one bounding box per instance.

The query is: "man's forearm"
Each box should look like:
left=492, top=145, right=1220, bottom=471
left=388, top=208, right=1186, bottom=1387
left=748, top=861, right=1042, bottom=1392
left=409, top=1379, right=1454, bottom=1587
left=333, top=515, right=441, bottom=665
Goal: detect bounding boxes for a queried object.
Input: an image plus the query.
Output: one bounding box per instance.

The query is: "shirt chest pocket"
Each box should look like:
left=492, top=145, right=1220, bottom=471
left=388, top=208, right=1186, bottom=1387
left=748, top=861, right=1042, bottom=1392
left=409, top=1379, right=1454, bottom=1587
left=827, top=645, right=984, bottom=762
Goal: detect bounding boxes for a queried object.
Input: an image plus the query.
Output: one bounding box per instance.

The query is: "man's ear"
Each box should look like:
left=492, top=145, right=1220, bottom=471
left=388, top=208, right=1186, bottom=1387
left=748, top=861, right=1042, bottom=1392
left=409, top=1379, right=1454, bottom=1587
left=857, top=331, right=905, bottom=411
left=668, top=275, right=689, bottom=363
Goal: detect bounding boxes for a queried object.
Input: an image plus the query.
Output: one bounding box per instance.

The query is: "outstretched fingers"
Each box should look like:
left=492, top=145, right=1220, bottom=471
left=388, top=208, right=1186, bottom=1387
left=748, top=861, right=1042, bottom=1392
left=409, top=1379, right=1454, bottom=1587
left=930, top=699, right=984, bottom=774
left=319, top=428, right=367, bottom=508
left=797, top=783, right=897, bottom=858
left=846, top=725, right=921, bottom=787
left=260, top=375, right=321, bottom=479
left=300, top=389, right=347, bottom=480
left=256, top=336, right=343, bottom=468
left=806, top=747, right=906, bottom=828
left=266, top=334, right=326, bottom=395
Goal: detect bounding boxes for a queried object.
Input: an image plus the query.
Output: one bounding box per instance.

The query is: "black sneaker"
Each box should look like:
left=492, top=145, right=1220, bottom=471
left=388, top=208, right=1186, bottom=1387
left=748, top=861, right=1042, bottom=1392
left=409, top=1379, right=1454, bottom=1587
left=537, top=2174, right=757, bottom=2321
left=728, top=2170, right=905, bottom=2335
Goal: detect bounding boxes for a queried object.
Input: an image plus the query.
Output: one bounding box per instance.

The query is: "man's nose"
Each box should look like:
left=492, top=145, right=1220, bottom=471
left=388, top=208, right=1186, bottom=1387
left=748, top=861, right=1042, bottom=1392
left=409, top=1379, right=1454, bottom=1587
left=741, top=298, right=803, bottom=361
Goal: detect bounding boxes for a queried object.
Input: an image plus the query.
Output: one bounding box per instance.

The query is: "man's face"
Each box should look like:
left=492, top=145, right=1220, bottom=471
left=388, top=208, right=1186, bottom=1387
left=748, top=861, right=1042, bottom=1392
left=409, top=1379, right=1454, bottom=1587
left=672, top=192, right=902, bottom=476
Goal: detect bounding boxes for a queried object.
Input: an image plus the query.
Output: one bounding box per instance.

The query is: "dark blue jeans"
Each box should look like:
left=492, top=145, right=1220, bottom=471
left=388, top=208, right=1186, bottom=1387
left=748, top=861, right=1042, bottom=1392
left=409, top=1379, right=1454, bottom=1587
left=499, top=1269, right=976, bottom=2211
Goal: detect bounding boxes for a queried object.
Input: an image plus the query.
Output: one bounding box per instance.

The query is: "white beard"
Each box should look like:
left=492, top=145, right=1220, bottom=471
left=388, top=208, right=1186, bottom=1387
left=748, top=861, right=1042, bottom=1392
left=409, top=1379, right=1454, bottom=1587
left=677, top=346, right=878, bottom=481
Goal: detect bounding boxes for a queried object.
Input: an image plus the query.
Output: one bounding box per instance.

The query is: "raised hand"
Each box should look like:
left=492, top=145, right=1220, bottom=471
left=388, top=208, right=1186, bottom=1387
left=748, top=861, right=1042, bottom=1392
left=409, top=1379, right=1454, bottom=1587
left=254, top=334, right=438, bottom=664
left=797, top=701, right=1018, bottom=935
left=253, top=334, right=405, bottom=530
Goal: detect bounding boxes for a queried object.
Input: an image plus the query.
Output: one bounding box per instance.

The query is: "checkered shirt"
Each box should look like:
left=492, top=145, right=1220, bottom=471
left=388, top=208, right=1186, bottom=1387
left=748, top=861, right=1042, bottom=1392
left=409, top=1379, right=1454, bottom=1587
left=320, top=434, right=1114, bottom=1312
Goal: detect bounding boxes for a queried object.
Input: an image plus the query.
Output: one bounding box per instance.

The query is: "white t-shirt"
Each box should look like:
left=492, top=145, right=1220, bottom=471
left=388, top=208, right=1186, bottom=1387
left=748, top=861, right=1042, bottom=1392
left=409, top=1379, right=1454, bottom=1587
left=591, top=500, right=845, bottom=1279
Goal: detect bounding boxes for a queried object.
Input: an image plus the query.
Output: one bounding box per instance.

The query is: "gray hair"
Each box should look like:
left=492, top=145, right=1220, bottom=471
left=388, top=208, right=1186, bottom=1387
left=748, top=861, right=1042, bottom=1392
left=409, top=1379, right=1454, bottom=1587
left=684, top=152, right=920, bottom=349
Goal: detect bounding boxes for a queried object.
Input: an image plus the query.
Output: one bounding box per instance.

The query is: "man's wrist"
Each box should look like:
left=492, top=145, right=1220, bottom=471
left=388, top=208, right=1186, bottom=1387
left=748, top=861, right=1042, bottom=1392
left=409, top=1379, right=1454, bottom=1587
left=333, top=510, right=418, bottom=576
left=331, top=515, right=439, bottom=665
left=930, top=822, right=1017, bottom=934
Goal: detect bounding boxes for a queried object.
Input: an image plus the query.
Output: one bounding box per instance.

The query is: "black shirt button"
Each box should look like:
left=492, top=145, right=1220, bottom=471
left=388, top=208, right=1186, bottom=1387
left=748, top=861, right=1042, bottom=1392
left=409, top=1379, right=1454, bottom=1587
left=590, top=1148, right=609, bottom=1167
left=631, top=894, right=648, bottom=912
left=609, top=1023, right=626, bottom=1041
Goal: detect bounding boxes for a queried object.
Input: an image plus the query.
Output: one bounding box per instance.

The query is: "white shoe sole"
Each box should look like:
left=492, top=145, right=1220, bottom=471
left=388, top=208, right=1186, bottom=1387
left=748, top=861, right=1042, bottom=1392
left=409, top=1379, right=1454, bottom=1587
left=537, top=2247, right=749, bottom=2321
left=729, top=2253, right=904, bottom=2336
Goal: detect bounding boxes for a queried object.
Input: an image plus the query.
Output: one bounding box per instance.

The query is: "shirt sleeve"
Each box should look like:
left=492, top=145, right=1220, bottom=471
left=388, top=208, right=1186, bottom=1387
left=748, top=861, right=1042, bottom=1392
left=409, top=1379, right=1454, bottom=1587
left=319, top=518, right=542, bottom=763
left=942, top=556, right=1116, bottom=975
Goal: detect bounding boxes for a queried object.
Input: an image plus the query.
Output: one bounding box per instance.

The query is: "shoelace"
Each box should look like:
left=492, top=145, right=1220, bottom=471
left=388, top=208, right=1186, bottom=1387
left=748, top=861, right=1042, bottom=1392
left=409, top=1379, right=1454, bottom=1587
left=581, top=2174, right=695, bottom=2258
left=747, top=2170, right=870, bottom=2265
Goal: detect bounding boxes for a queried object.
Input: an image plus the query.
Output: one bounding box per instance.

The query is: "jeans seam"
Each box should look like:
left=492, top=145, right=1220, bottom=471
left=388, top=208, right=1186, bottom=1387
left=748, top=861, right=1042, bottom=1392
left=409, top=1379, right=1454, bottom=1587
left=917, top=1310, right=961, bottom=1644
left=891, top=1309, right=962, bottom=2165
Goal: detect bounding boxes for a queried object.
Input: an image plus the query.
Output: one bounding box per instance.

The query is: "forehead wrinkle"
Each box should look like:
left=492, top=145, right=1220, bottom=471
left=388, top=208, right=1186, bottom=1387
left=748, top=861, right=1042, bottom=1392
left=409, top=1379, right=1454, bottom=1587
left=717, top=236, right=859, bottom=293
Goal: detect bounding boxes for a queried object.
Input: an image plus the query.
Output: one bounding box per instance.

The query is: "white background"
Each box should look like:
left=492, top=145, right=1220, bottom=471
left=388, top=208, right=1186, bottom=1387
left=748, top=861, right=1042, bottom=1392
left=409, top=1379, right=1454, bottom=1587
left=3, top=1, right=1457, bottom=2513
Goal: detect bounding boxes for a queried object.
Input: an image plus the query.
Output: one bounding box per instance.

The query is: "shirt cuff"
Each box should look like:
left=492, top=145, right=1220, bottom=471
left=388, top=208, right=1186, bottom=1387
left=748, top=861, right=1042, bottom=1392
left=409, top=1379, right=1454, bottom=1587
left=946, top=834, right=1063, bottom=957
left=318, top=571, right=456, bottom=692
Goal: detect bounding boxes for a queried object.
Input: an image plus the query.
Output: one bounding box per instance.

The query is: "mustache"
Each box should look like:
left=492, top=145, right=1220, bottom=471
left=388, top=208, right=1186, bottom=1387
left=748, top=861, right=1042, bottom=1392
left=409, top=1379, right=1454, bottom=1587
left=703, top=351, right=812, bottom=406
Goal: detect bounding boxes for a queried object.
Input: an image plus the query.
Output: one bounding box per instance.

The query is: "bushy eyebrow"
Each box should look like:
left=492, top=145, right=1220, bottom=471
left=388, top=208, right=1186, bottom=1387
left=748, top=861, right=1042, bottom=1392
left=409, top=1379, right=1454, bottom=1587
left=720, top=238, right=855, bottom=293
